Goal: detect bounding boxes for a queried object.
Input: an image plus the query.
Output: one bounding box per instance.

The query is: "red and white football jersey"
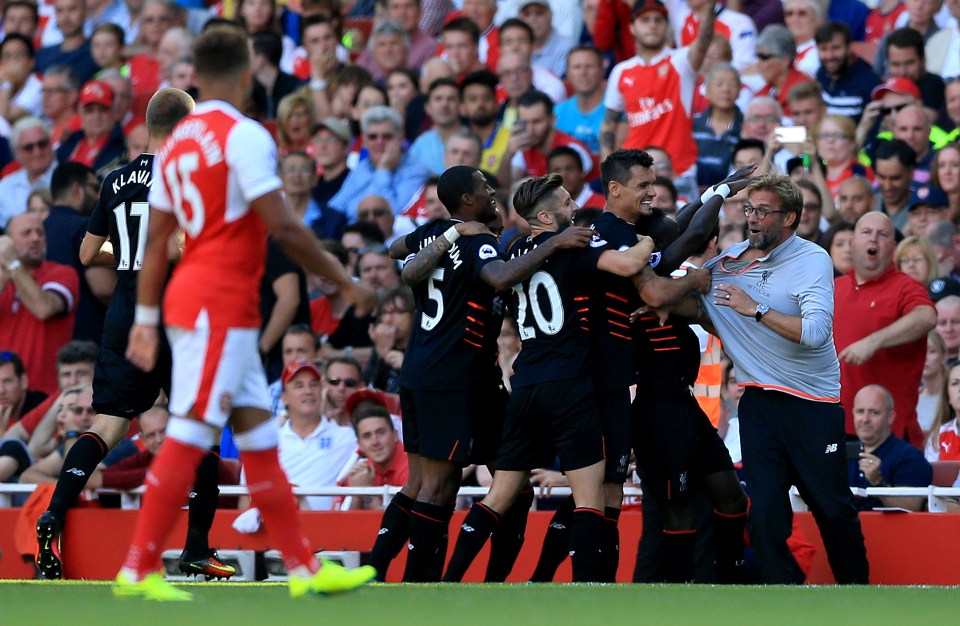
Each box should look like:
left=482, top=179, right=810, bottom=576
left=150, top=100, right=283, bottom=330
left=938, top=419, right=960, bottom=461
left=604, top=48, right=699, bottom=176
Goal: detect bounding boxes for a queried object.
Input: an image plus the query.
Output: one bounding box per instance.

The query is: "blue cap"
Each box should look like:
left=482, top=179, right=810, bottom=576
left=907, top=184, right=949, bottom=211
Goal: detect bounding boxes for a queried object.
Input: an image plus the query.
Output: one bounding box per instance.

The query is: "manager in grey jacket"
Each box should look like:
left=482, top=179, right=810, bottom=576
left=696, top=174, right=869, bottom=584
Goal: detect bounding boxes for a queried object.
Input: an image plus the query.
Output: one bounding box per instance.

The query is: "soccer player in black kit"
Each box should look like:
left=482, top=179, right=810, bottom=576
left=375, top=166, right=593, bottom=582
left=630, top=164, right=756, bottom=584
left=442, top=173, right=657, bottom=582
left=529, top=150, right=713, bottom=582
left=35, top=89, right=234, bottom=581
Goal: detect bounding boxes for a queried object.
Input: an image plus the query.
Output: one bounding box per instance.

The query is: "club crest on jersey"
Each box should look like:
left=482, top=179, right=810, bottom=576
left=478, top=244, right=498, bottom=259
left=589, top=235, right=607, bottom=248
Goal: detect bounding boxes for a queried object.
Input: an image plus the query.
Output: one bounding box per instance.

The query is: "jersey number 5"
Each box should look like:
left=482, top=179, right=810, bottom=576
left=421, top=268, right=444, bottom=331
left=515, top=271, right=563, bottom=339
left=112, top=201, right=149, bottom=270
left=165, top=152, right=205, bottom=238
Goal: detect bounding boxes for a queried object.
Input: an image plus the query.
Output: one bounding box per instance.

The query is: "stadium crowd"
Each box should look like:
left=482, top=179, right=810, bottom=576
left=1, top=0, right=960, bottom=586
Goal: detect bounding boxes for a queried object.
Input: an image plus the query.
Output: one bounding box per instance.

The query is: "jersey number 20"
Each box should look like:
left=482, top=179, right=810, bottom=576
left=515, top=271, right=563, bottom=339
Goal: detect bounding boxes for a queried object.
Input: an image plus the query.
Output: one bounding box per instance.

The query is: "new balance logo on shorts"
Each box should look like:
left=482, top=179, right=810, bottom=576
left=825, top=443, right=838, bottom=454
left=378, top=527, right=389, bottom=535
left=66, top=468, right=85, bottom=477
left=461, top=525, right=475, bottom=533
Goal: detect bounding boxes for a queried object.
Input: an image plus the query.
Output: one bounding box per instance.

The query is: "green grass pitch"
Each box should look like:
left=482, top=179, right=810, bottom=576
left=1, top=581, right=956, bottom=625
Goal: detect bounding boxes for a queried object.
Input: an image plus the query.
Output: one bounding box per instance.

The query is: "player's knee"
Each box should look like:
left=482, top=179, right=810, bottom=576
left=90, top=414, right=129, bottom=448
left=232, top=418, right=279, bottom=451
left=166, top=416, right=218, bottom=450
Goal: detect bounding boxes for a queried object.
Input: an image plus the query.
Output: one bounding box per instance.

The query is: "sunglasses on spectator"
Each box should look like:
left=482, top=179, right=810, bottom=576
left=746, top=114, right=779, bottom=124
left=364, top=132, right=395, bottom=141
left=879, top=103, right=908, bottom=116
left=19, top=138, right=50, bottom=152
left=803, top=203, right=822, bottom=211
left=755, top=51, right=776, bottom=61
left=68, top=406, right=97, bottom=417
left=326, top=377, right=360, bottom=387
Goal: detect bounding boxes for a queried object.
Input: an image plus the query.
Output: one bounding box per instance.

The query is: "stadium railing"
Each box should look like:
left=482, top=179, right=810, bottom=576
left=1, top=484, right=959, bottom=511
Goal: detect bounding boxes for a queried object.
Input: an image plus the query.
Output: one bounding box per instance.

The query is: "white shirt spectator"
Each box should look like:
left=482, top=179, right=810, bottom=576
left=0, top=160, right=56, bottom=229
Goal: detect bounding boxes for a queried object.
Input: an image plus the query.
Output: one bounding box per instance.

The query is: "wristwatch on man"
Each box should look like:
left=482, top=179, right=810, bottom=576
left=755, top=303, right=770, bottom=322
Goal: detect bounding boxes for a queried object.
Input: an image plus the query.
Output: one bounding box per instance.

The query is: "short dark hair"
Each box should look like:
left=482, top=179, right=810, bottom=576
left=145, top=87, right=195, bottom=137
left=796, top=179, right=822, bottom=206
left=320, top=238, right=349, bottom=265
left=513, top=173, right=564, bottom=221
left=0, top=350, right=26, bottom=377
left=733, top=138, right=765, bottom=158
left=379, top=285, right=414, bottom=316
left=3, top=0, right=39, bottom=23
left=438, top=165, right=480, bottom=214
left=351, top=404, right=393, bottom=433
left=886, top=27, right=925, bottom=59
left=343, top=221, right=386, bottom=245
left=57, top=340, right=98, bottom=365
left=300, top=13, right=338, bottom=41
left=875, top=138, right=917, bottom=169
left=442, top=16, right=480, bottom=44
left=427, top=77, right=459, bottom=98
left=653, top=175, right=678, bottom=203
left=92, top=22, right=125, bottom=46
left=547, top=145, right=583, bottom=170
left=194, top=25, right=250, bottom=81
left=251, top=31, right=284, bottom=67
left=499, top=18, right=533, bottom=41
left=459, top=69, right=499, bottom=97
left=51, top=161, right=97, bottom=201
left=821, top=220, right=855, bottom=253
left=325, top=356, right=363, bottom=379
left=814, top=21, right=851, bottom=46
left=567, top=45, right=604, bottom=64
left=601, top=149, right=653, bottom=192
left=0, top=33, right=34, bottom=60
left=283, top=323, right=321, bottom=350
left=517, top=90, right=553, bottom=115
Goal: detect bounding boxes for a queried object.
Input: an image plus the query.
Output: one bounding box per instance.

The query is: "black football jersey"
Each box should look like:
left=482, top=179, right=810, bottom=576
left=507, top=231, right=603, bottom=388
left=589, top=211, right=644, bottom=391
left=87, top=153, right=155, bottom=290
left=86, top=153, right=160, bottom=348
left=399, top=219, right=502, bottom=391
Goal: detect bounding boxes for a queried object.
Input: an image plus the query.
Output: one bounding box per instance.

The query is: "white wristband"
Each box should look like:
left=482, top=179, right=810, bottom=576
left=700, top=183, right=732, bottom=204
left=134, top=304, right=160, bottom=326
left=443, top=225, right=460, bottom=244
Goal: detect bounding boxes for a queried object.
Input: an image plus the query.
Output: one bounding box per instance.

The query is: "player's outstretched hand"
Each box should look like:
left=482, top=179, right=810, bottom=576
left=550, top=226, right=593, bottom=249
left=344, top=280, right=377, bottom=318
left=126, top=324, right=159, bottom=372
left=455, top=221, right=492, bottom=237
left=719, top=163, right=758, bottom=195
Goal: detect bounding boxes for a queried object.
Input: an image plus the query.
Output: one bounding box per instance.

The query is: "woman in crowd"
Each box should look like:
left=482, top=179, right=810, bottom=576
left=823, top=220, right=855, bottom=276
left=0, top=34, right=41, bottom=123
left=276, top=91, right=316, bottom=157
left=238, top=0, right=296, bottom=70
left=918, top=331, right=949, bottom=442
left=386, top=68, right=419, bottom=123
left=364, top=286, right=414, bottom=394
left=816, top=115, right=873, bottom=198
left=931, top=143, right=960, bottom=221
left=693, top=63, right=744, bottom=190
left=896, top=236, right=939, bottom=287
left=783, top=0, right=824, bottom=76
left=926, top=360, right=960, bottom=461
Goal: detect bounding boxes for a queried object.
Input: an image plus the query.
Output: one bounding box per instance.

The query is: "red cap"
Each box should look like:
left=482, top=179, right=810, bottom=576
left=281, top=360, right=322, bottom=388
left=871, top=77, right=920, bottom=101
left=79, top=80, right=114, bottom=108
left=632, top=0, right=669, bottom=18
left=345, top=388, right=388, bottom=416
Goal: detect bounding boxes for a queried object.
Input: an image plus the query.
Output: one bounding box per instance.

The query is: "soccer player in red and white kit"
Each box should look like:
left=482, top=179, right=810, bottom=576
left=115, top=25, right=376, bottom=601
left=600, top=0, right=716, bottom=184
